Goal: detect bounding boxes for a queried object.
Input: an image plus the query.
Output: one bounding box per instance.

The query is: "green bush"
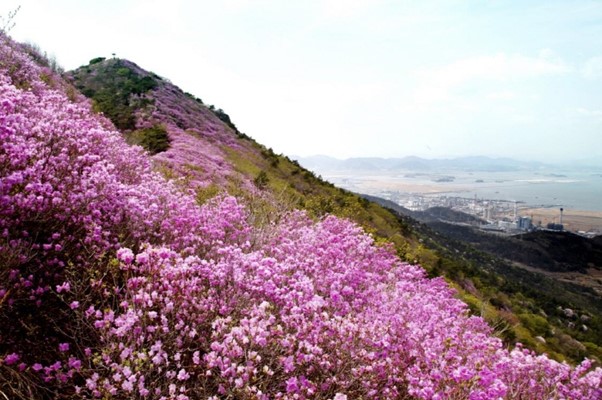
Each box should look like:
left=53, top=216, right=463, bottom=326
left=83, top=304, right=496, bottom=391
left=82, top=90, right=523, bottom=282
left=76, top=61, right=158, bottom=130
left=519, top=313, right=550, bottom=336
left=92, top=90, right=137, bottom=130
left=126, top=125, right=170, bottom=155
left=117, top=67, right=131, bottom=76
left=89, top=57, right=106, bottom=65
left=132, top=76, right=158, bottom=94
left=254, top=171, right=269, bottom=189
left=138, top=125, right=170, bottom=154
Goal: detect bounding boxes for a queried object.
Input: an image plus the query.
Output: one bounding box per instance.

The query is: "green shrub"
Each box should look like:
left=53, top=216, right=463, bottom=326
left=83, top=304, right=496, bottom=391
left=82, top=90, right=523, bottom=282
left=76, top=61, right=158, bottom=130
left=132, top=76, right=158, bottom=94
left=519, top=313, right=550, bottom=336
left=117, top=67, right=131, bottom=76
left=126, top=125, right=170, bottom=155
left=138, top=125, right=170, bottom=154
left=89, top=57, right=106, bottom=65
left=254, top=171, right=269, bottom=189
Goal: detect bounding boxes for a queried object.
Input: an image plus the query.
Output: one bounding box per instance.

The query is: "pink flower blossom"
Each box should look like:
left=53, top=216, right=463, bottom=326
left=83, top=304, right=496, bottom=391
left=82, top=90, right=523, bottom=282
left=56, top=281, right=70, bottom=293
left=4, top=353, right=19, bottom=365
left=177, top=369, right=190, bottom=381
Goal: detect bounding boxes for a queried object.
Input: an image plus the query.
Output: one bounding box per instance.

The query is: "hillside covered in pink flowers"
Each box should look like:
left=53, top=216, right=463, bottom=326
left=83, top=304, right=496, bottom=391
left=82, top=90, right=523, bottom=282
left=67, top=55, right=272, bottom=192
left=1, top=30, right=601, bottom=399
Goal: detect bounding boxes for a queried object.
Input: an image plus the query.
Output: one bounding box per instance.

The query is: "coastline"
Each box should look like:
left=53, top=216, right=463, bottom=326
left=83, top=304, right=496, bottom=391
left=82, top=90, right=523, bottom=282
left=326, top=175, right=602, bottom=234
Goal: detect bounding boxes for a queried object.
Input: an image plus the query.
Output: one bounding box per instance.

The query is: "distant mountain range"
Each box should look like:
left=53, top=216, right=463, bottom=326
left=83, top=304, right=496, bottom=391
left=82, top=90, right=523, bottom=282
left=297, top=154, right=601, bottom=172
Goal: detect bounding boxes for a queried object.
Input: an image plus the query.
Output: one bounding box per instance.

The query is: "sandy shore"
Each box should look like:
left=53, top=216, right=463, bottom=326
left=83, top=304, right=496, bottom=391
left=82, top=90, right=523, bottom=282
left=520, top=207, right=602, bottom=233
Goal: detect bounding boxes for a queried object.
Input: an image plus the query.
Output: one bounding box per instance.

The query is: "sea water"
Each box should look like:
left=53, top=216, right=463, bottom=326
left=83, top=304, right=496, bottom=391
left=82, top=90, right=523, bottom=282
left=420, top=170, right=602, bottom=212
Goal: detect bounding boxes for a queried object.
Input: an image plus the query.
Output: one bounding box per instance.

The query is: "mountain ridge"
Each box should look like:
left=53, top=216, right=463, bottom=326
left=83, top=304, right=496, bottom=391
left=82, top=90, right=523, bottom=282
left=298, top=154, right=558, bottom=172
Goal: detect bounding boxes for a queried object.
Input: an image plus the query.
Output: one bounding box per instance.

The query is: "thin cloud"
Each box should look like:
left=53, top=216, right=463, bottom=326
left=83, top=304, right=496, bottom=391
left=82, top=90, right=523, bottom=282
left=425, top=53, right=568, bottom=84
left=319, top=0, right=382, bottom=20
left=576, top=107, right=602, bottom=120
left=486, top=90, right=517, bottom=101
left=414, top=53, right=569, bottom=104
left=581, top=56, right=602, bottom=79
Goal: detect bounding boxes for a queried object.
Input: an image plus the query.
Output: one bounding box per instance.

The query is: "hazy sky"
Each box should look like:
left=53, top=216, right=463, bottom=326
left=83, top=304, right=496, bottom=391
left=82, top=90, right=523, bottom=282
left=5, top=0, right=602, bottom=161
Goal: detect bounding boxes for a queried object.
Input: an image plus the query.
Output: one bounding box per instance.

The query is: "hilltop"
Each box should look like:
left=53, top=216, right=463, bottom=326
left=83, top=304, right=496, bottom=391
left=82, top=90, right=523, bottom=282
left=66, top=56, right=428, bottom=266
left=1, top=31, right=601, bottom=399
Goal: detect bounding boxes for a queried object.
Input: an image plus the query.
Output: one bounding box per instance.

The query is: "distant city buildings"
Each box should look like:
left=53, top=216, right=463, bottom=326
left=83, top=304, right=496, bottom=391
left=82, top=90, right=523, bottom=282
left=325, top=176, right=599, bottom=237
left=518, top=216, right=533, bottom=231
left=363, top=190, right=598, bottom=236
left=546, top=223, right=564, bottom=231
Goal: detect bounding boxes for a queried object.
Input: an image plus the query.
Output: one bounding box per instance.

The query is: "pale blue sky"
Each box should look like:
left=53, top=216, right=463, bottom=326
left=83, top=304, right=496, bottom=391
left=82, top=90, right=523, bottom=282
left=6, top=0, right=602, bottom=162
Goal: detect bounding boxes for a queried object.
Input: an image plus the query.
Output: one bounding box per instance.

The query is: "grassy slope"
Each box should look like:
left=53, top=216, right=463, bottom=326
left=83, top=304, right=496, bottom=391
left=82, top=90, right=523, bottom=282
left=66, top=58, right=601, bottom=365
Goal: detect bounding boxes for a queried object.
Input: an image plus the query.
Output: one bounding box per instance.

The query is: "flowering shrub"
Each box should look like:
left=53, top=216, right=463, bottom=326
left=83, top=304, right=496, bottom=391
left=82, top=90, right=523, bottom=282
left=80, top=214, right=602, bottom=399
left=1, top=32, right=601, bottom=399
left=0, top=32, right=241, bottom=397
